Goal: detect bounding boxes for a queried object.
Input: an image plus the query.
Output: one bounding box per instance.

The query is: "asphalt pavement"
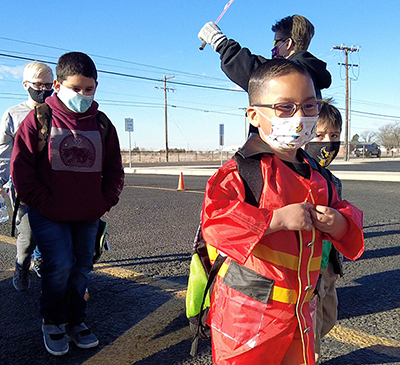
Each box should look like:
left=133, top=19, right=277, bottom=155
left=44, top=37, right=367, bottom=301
left=0, top=158, right=399, bottom=365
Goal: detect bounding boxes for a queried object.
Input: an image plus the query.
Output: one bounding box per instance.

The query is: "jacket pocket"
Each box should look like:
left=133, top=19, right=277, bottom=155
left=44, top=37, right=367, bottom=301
left=211, top=261, right=275, bottom=349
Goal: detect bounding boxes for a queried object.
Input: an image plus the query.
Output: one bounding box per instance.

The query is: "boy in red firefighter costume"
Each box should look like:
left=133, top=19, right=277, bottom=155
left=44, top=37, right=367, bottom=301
left=201, top=59, right=364, bottom=365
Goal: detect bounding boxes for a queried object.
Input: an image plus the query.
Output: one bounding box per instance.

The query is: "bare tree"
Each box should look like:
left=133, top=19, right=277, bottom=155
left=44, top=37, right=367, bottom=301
left=359, top=130, right=377, bottom=143
left=376, top=122, right=400, bottom=150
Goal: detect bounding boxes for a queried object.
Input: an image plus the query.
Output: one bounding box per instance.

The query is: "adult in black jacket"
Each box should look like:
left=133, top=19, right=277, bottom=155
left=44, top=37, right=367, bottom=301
left=198, top=15, right=332, bottom=134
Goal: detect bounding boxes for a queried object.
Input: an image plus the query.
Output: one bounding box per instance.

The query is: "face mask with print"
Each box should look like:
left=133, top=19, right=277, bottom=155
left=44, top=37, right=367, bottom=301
left=57, top=84, right=94, bottom=113
left=28, top=87, right=53, bottom=104
left=255, top=107, right=318, bottom=151
left=305, top=141, right=340, bottom=167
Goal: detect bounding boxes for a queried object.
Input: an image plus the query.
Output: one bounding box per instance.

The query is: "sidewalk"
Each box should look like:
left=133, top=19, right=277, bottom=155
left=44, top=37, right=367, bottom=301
left=124, top=158, right=400, bottom=182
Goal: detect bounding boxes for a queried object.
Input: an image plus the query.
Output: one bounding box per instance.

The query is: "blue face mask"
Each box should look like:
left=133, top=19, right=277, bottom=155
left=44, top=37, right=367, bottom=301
left=57, top=84, right=94, bottom=113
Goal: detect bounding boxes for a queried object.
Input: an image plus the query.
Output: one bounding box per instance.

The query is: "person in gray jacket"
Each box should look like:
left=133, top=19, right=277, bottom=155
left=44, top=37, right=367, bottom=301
left=0, top=61, right=53, bottom=290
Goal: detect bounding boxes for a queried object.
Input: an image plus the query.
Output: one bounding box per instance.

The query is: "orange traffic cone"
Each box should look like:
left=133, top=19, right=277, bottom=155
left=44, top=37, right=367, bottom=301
left=177, top=172, right=186, bottom=191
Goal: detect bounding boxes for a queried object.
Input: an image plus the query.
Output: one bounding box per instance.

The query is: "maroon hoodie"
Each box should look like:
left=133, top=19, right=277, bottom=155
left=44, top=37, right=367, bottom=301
left=11, top=94, right=124, bottom=222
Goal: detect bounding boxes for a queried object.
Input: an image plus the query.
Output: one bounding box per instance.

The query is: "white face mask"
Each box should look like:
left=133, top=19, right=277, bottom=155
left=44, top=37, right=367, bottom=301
left=255, top=107, right=318, bottom=151
left=57, top=84, right=94, bottom=113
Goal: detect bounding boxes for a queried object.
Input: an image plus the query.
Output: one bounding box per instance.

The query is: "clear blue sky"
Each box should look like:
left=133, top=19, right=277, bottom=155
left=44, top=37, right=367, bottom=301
left=0, top=0, right=399, bottom=151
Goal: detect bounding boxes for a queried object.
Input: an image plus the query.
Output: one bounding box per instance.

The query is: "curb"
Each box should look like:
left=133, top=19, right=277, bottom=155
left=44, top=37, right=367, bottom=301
left=124, top=167, right=400, bottom=182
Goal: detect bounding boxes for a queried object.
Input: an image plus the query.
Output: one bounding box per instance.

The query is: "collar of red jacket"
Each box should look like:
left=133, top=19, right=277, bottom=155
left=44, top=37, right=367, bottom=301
left=237, top=133, right=319, bottom=172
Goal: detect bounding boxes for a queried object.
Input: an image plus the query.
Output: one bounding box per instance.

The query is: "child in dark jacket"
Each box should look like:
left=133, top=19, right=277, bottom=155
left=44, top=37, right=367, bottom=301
left=11, top=52, right=124, bottom=356
left=201, top=59, right=363, bottom=365
left=304, top=100, right=345, bottom=364
left=198, top=15, right=331, bottom=135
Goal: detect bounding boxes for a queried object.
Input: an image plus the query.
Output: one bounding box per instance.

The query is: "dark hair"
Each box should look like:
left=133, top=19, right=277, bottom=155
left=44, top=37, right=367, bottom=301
left=272, top=15, right=315, bottom=52
left=56, top=52, right=97, bottom=82
left=248, top=59, right=313, bottom=105
left=318, top=98, right=343, bottom=132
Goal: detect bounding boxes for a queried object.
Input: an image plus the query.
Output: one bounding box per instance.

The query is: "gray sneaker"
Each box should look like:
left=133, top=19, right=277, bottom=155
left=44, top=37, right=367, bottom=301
left=13, top=262, right=30, bottom=291
left=66, top=322, right=99, bottom=349
left=42, top=322, right=69, bottom=356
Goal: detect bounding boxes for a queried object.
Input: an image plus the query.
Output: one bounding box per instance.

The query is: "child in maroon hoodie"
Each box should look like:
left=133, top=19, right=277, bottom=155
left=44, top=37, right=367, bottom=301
left=11, top=52, right=124, bottom=356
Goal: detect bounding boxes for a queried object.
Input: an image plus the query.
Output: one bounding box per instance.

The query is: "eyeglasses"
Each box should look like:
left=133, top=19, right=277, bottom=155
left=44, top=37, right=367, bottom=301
left=26, top=81, right=53, bottom=90
left=273, top=38, right=289, bottom=47
left=252, top=101, right=321, bottom=118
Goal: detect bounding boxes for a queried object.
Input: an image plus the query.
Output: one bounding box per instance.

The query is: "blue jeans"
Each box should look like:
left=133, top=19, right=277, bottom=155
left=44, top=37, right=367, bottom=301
left=28, top=207, right=98, bottom=325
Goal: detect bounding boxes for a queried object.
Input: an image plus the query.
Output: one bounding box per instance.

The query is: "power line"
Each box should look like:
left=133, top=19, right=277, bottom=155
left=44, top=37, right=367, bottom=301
left=347, top=109, right=400, bottom=120
left=170, top=104, right=241, bottom=117
left=331, top=95, right=400, bottom=111
left=1, top=50, right=397, bottom=122
left=0, top=52, right=245, bottom=93
left=2, top=90, right=394, bottom=120
left=0, top=36, right=231, bottom=83
left=335, top=106, right=399, bottom=120
left=0, top=92, right=244, bottom=117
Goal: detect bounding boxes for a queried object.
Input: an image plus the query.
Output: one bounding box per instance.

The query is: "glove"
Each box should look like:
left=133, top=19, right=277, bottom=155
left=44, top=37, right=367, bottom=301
left=198, top=22, right=227, bottom=51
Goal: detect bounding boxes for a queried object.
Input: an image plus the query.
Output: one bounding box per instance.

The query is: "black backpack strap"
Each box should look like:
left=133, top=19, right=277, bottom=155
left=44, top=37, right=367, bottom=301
left=191, top=154, right=264, bottom=356
left=233, top=153, right=263, bottom=207
left=190, top=253, right=226, bottom=356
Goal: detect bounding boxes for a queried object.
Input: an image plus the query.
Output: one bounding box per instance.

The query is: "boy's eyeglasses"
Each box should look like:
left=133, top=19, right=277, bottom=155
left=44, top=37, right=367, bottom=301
left=26, top=81, right=53, bottom=90
left=273, top=38, right=289, bottom=47
left=252, top=101, right=321, bottom=118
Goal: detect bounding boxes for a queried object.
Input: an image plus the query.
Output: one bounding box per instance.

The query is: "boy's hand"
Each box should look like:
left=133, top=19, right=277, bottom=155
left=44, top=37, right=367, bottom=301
left=198, top=22, right=227, bottom=51
left=310, top=205, right=349, bottom=240
left=268, top=202, right=315, bottom=233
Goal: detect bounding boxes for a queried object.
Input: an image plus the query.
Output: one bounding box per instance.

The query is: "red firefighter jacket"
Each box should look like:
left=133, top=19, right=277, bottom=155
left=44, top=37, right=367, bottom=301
left=201, top=135, right=364, bottom=365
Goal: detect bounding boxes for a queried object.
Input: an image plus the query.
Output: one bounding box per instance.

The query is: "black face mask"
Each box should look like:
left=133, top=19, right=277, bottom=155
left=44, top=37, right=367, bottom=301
left=304, top=141, right=340, bottom=167
left=28, top=87, right=53, bottom=104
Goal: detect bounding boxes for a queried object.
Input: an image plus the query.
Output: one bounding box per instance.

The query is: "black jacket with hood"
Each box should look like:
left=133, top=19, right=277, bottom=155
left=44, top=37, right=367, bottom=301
left=216, top=38, right=331, bottom=96
left=216, top=38, right=332, bottom=133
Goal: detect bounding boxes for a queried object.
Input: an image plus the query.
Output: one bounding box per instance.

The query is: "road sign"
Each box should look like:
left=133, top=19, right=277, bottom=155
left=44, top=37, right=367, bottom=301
left=125, top=118, right=134, bottom=132
left=219, top=123, right=224, bottom=146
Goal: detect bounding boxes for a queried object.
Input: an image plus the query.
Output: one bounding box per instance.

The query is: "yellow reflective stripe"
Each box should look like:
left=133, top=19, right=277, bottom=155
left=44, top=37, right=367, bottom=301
left=308, top=188, right=316, bottom=205
left=219, top=262, right=229, bottom=277
left=271, top=286, right=298, bottom=304
left=252, top=244, right=321, bottom=272
left=207, top=245, right=219, bottom=262
left=304, top=289, right=314, bottom=303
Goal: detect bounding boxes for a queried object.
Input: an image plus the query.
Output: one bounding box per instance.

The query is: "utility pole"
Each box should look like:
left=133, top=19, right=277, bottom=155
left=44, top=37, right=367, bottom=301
left=333, top=45, right=360, bottom=161
left=155, top=75, right=175, bottom=162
